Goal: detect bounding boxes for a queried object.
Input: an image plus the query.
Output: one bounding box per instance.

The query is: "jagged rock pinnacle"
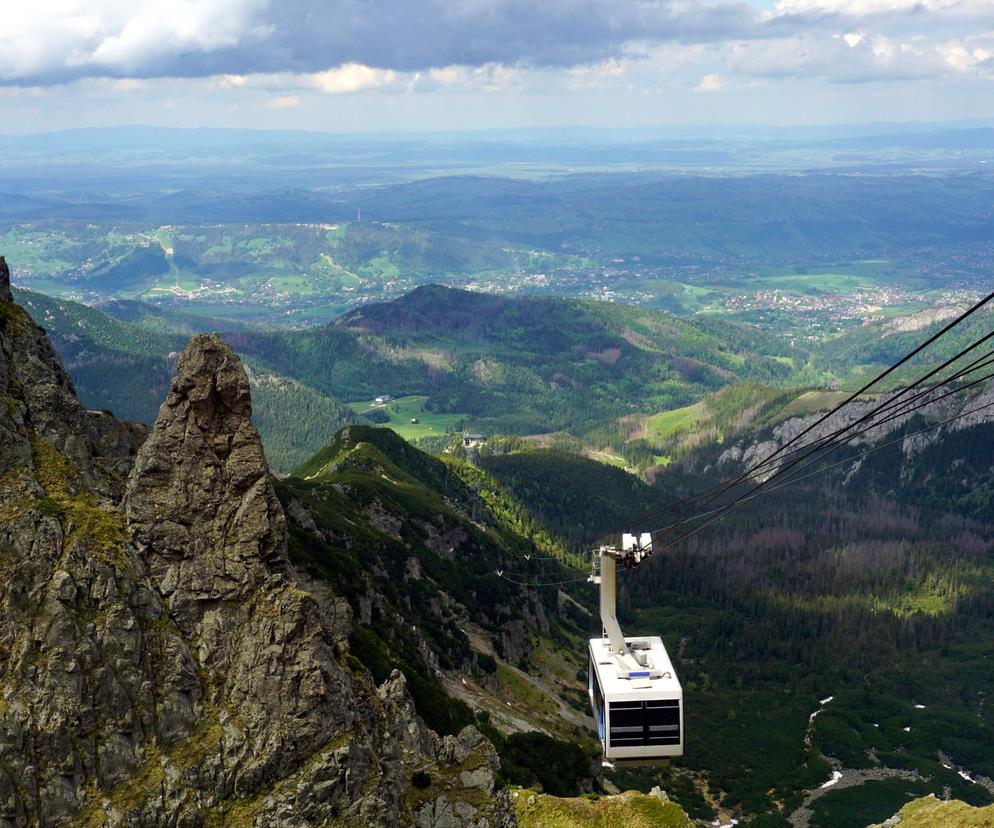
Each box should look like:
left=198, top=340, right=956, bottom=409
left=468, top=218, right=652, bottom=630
left=125, top=333, right=288, bottom=634
left=0, top=314, right=519, bottom=824
left=0, top=256, right=11, bottom=302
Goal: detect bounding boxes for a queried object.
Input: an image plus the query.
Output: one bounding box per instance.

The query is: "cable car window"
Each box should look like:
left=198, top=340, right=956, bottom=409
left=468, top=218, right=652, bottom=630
left=609, top=700, right=680, bottom=747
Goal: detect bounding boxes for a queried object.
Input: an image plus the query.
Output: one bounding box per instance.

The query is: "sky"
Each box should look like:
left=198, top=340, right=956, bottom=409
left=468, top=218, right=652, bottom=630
left=1, top=0, right=993, bottom=133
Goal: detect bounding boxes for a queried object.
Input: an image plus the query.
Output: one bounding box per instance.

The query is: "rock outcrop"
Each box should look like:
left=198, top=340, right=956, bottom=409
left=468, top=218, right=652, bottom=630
left=0, top=260, right=177, bottom=826
left=716, top=382, right=994, bottom=480
left=0, top=283, right=515, bottom=826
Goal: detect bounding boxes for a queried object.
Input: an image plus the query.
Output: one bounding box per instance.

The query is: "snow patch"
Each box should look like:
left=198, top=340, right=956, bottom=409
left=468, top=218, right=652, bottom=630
left=820, top=771, right=844, bottom=789
left=809, top=696, right=835, bottom=722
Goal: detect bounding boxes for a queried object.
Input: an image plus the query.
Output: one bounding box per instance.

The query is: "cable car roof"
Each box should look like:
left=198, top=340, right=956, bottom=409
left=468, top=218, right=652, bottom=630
left=589, top=635, right=681, bottom=701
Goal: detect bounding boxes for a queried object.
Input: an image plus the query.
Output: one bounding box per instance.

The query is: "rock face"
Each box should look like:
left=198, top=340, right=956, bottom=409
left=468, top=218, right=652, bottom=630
left=0, top=266, right=165, bottom=826
left=0, top=286, right=515, bottom=826
left=0, top=257, right=11, bottom=303
left=716, top=383, right=994, bottom=480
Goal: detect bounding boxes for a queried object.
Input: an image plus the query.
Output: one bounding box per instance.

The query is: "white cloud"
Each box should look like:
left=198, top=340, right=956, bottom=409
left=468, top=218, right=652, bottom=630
left=306, top=64, right=397, bottom=94
left=268, top=94, right=300, bottom=109
left=569, top=58, right=628, bottom=79
left=0, top=0, right=269, bottom=82
left=566, top=58, right=629, bottom=90
left=427, top=66, right=467, bottom=86
left=214, top=65, right=403, bottom=96
left=418, top=63, right=525, bottom=92
left=728, top=28, right=994, bottom=83
left=774, top=0, right=987, bottom=12
left=0, top=0, right=991, bottom=126
left=695, top=73, right=724, bottom=92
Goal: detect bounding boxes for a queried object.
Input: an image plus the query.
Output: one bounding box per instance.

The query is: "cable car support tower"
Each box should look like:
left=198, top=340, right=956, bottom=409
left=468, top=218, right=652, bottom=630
left=588, top=533, right=683, bottom=765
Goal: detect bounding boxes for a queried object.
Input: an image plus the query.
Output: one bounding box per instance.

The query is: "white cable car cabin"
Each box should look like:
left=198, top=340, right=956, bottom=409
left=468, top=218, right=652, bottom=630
left=588, top=533, right=683, bottom=765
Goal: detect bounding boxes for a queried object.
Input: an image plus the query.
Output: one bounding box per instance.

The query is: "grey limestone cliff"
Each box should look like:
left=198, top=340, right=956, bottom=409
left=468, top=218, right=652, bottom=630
left=0, top=276, right=514, bottom=827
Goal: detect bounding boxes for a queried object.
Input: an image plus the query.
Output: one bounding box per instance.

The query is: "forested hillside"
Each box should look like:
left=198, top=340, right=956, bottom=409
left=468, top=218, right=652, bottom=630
left=19, top=283, right=801, bottom=469
left=234, top=285, right=797, bottom=435
left=278, top=425, right=603, bottom=795
left=475, top=386, right=994, bottom=826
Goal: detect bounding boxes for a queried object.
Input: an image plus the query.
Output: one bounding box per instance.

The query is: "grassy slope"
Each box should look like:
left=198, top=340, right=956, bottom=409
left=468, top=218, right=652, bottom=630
left=513, top=790, right=690, bottom=828
left=868, top=795, right=994, bottom=828
left=347, top=395, right=467, bottom=440
left=282, top=425, right=597, bottom=756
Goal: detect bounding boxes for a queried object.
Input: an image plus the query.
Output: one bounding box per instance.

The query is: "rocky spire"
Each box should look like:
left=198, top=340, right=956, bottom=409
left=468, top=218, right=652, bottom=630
left=0, top=256, right=11, bottom=302
left=125, top=333, right=289, bottom=633
left=122, top=332, right=362, bottom=795
left=0, top=317, right=515, bottom=826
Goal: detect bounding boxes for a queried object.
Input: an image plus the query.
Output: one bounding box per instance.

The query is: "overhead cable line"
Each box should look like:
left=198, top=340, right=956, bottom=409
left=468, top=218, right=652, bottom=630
left=646, top=392, right=994, bottom=557
left=650, top=352, right=994, bottom=538
left=624, top=312, right=994, bottom=534
left=495, top=573, right=592, bottom=588
left=631, top=337, right=994, bottom=534
left=644, top=369, right=994, bottom=546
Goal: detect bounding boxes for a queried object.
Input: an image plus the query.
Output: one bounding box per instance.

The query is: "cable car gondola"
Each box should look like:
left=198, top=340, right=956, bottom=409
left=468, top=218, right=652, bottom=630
left=588, top=534, right=683, bottom=765
left=582, top=291, right=994, bottom=764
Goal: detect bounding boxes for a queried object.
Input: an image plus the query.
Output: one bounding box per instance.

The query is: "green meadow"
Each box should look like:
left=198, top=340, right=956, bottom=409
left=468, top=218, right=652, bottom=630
left=348, top=395, right=468, bottom=441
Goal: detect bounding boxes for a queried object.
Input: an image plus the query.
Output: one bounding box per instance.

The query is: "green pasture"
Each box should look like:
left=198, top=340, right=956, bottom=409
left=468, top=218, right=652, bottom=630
left=360, top=253, right=402, bottom=279
left=0, top=228, right=80, bottom=275
left=645, top=402, right=705, bottom=442
left=266, top=270, right=323, bottom=296
left=585, top=449, right=629, bottom=470
left=778, top=390, right=853, bottom=418
left=325, top=224, right=348, bottom=246
left=347, top=395, right=467, bottom=441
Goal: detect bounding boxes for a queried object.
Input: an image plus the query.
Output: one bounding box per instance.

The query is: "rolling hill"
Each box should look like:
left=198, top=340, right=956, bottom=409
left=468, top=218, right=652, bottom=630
left=11, top=287, right=360, bottom=472
left=233, top=284, right=799, bottom=435
left=19, top=283, right=802, bottom=468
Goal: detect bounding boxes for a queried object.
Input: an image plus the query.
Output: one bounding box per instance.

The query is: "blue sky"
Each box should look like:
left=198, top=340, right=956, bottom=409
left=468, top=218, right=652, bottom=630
left=2, top=0, right=993, bottom=133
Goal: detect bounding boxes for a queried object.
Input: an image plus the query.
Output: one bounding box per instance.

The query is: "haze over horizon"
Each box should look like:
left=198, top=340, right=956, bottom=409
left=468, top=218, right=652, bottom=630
left=3, top=0, right=993, bottom=133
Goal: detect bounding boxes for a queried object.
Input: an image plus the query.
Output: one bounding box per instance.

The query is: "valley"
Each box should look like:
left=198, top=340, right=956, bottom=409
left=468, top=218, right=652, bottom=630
left=4, top=126, right=994, bottom=828
left=8, top=259, right=994, bottom=826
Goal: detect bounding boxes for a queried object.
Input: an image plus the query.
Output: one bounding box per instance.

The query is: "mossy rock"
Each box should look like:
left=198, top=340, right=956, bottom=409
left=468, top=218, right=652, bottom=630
left=867, top=795, right=994, bottom=828
left=513, top=788, right=691, bottom=828
left=29, top=433, right=128, bottom=560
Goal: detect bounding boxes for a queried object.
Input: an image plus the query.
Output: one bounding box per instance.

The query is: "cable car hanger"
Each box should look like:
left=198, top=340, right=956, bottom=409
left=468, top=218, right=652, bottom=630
left=588, top=533, right=683, bottom=766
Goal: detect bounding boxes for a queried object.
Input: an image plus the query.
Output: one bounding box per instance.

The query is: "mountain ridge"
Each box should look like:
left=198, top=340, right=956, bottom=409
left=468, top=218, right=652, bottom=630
left=0, top=267, right=517, bottom=826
